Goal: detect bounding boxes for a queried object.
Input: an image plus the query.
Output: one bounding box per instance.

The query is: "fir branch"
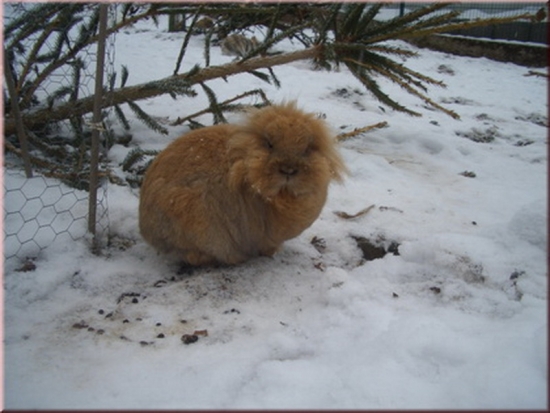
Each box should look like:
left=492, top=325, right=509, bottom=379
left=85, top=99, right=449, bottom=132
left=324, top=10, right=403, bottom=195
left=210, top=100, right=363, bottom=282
left=365, top=11, right=531, bottom=44
left=267, top=67, right=281, bottom=89
left=5, top=139, right=69, bottom=174
left=4, top=46, right=321, bottom=136
left=364, top=3, right=450, bottom=39
left=46, top=86, right=73, bottom=109
left=4, top=1, right=536, bottom=142
left=354, top=50, right=432, bottom=92
left=315, top=3, right=341, bottom=45
left=171, top=88, right=270, bottom=127
left=108, top=72, right=117, bottom=92
left=17, top=4, right=158, bottom=108
left=16, top=22, right=58, bottom=91
left=184, top=64, right=202, bottom=79
left=173, top=6, right=204, bottom=75
left=150, top=12, right=159, bottom=28
left=326, top=3, right=529, bottom=118
left=120, top=65, right=129, bottom=88
left=403, top=10, right=462, bottom=32
left=362, top=11, right=462, bottom=45
left=384, top=69, right=460, bottom=119
left=265, top=3, right=283, bottom=42
left=122, top=147, right=159, bottom=172
left=69, top=58, right=84, bottom=102
left=5, top=4, right=68, bottom=47
left=114, top=104, right=131, bottom=131
left=203, top=26, right=215, bottom=68
left=356, top=3, right=385, bottom=35
left=24, top=133, right=61, bottom=159
left=126, top=100, right=169, bottom=135
left=140, top=77, right=197, bottom=99
left=247, top=70, right=271, bottom=84
left=340, top=4, right=369, bottom=40
left=68, top=115, right=85, bottom=156
left=398, top=63, right=446, bottom=88
left=35, top=25, right=72, bottom=64
left=120, top=4, right=137, bottom=21
left=199, top=82, right=226, bottom=124
left=345, top=56, right=459, bottom=119
left=364, top=44, right=418, bottom=58
left=188, top=119, right=205, bottom=130
left=334, top=42, right=417, bottom=59
left=345, top=61, right=421, bottom=117
left=74, top=7, right=100, bottom=49
left=56, top=4, right=86, bottom=27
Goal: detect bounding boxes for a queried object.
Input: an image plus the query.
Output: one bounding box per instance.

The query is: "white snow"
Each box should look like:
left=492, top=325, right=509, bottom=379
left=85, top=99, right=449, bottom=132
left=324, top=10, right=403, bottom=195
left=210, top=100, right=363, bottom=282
left=3, top=13, right=548, bottom=410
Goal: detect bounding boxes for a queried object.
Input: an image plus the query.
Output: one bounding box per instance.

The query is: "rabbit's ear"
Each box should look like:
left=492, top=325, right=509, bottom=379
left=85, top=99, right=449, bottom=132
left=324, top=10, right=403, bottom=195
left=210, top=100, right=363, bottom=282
left=326, top=139, right=349, bottom=183
left=308, top=119, right=349, bottom=183
left=228, top=158, right=247, bottom=191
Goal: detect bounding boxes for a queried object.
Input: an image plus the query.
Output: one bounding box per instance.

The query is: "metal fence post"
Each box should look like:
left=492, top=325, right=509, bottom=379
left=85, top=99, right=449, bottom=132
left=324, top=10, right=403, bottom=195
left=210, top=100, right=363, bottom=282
left=88, top=3, right=109, bottom=253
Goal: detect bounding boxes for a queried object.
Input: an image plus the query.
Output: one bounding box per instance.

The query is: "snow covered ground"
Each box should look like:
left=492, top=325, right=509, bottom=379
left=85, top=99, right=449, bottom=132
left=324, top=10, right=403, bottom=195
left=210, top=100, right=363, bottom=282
left=4, top=12, right=548, bottom=410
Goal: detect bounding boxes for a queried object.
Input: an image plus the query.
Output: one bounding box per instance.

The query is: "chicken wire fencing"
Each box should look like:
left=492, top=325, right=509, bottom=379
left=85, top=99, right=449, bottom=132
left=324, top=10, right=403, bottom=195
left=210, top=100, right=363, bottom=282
left=4, top=4, right=117, bottom=270
left=394, top=2, right=547, bottom=43
left=3, top=169, right=90, bottom=261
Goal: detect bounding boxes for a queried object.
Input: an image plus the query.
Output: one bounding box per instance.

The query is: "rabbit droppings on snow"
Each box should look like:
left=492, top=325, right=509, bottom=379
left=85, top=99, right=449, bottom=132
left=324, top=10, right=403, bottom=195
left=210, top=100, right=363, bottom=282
left=139, top=102, right=348, bottom=266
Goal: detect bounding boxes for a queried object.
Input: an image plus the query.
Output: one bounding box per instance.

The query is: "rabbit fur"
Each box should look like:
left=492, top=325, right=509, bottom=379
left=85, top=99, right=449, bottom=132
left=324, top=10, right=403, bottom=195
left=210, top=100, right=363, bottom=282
left=139, top=102, right=347, bottom=266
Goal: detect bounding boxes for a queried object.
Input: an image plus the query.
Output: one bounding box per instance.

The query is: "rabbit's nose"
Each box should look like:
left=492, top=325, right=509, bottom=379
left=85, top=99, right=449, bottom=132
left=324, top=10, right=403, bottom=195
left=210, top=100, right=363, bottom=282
left=279, top=164, right=298, bottom=177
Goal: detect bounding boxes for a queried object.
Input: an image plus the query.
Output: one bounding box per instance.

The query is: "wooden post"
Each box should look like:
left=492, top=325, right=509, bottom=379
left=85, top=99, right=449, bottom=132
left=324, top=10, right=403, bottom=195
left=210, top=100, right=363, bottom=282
left=88, top=3, right=108, bottom=253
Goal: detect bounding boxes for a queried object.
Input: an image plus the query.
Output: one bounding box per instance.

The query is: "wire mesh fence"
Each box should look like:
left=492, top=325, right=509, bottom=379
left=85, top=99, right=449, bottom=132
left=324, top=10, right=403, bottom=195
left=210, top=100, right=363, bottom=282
left=391, top=2, right=547, bottom=44
left=3, top=4, right=116, bottom=269
left=447, top=2, right=547, bottom=44
left=446, top=2, right=545, bottom=21
left=3, top=168, right=89, bottom=262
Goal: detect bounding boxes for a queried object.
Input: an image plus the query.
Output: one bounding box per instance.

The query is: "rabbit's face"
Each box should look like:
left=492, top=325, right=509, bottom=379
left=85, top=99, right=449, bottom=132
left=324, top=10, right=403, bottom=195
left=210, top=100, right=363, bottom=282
left=246, top=120, right=331, bottom=199
left=228, top=103, right=346, bottom=200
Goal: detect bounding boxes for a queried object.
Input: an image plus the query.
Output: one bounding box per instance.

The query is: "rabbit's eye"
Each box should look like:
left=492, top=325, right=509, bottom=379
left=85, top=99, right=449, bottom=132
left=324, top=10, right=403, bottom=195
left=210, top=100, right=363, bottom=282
left=304, top=143, right=316, bottom=156
left=264, top=137, right=274, bottom=150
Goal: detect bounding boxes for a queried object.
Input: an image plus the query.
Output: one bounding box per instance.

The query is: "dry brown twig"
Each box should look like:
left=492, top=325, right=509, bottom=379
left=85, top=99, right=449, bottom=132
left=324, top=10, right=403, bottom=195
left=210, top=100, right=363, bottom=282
left=334, top=204, right=376, bottom=220
left=337, top=121, right=389, bottom=141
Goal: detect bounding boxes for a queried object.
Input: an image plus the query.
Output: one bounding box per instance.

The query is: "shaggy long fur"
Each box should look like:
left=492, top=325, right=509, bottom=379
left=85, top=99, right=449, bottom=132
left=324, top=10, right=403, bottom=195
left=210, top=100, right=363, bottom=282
left=139, top=102, right=348, bottom=266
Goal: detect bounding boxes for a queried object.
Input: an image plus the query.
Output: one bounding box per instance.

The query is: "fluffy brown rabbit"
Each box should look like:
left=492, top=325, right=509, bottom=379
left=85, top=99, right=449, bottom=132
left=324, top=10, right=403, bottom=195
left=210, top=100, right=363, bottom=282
left=139, top=102, right=348, bottom=266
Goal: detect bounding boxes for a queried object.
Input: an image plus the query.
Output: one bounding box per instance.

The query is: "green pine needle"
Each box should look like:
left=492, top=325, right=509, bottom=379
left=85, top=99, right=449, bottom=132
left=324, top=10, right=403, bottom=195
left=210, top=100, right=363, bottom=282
left=120, top=65, right=129, bottom=88
left=114, top=104, right=131, bottom=131
left=247, top=70, right=271, bottom=84
left=126, top=100, right=168, bottom=135
left=173, top=6, right=204, bottom=75
left=199, top=82, right=226, bottom=124
left=267, top=67, right=281, bottom=89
